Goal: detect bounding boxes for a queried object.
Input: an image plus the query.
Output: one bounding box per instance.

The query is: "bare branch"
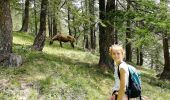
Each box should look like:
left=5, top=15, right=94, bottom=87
left=60, top=0, right=67, bottom=9
left=116, top=0, right=126, bottom=10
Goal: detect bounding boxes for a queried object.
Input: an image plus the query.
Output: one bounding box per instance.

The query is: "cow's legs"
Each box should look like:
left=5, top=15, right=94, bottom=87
left=60, top=41, right=63, bottom=47
left=70, top=42, right=74, bottom=48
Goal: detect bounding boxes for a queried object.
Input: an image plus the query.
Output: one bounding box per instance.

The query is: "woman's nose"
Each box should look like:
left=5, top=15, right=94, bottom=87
left=115, top=54, right=118, bottom=58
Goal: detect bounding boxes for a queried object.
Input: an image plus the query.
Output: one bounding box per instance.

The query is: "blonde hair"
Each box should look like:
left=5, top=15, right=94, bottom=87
left=109, top=44, right=125, bottom=58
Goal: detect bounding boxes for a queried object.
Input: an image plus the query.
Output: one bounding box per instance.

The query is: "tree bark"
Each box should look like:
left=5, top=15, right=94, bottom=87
left=114, top=1, right=118, bottom=44
left=85, top=35, right=89, bottom=49
left=99, top=0, right=106, bottom=67
left=68, top=4, right=72, bottom=36
left=160, top=32, right=170, bottom=79
left=136, top=48, right=140, bottom=65
left=89, top=0, right=96, bottom=50
left=20, top=0, right=29, bottom=32
left=72, top=15, right=77, bottom=38
left=67, top=1, right=75, bottom=48
left=115, top=29, right=118, bottom=44
left=139, top=48, right=143, bottom=66
left=48, top=9, right=52, bottom=39
left=52, top=16, right=57, bottom=36
left=84, top=0, right=90, bottom=50
left=52, top=5, right=57, bottom=37
left=34, top=0, right=38, bottom=35
left=106, top=0, right=116, bottom=68
left=106, top=0, right=115, bottom=45
left=98, top=0, right=114, bottom=69
left=125, top=0, right=132, bottom=62
left=83, top=25, right=90, bottom=49
left=159, top=0, right=170, bottom=79
left=32, top=0, right=48, bottom=51
left=0, top=0, right=13, bottom=62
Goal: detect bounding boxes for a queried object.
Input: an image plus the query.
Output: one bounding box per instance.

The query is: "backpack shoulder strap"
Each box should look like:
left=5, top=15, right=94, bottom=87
left=118, top=64, right=120, bottom=79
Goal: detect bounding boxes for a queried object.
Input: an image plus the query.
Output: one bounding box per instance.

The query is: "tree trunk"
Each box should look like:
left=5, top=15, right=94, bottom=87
left=136, top=48, right=140, bottom=65
left=72, top=15, right=77, bottom=38
left=52, top=6, right=57, bottom=37
left=68, top=5, right=72, bottom=36
left=139, top=48, right=143, bottom=66
left=34, top=0, right=38, bottom=35
left=84, top=0, right=90, bottom=50
left=50, top=15, right=53, bottom=35
left=52, top=16, right=57, bottom=36
left=89, top=0, right=96, bottom=50
left=98, top=0, right=114, bottom=69
left=32, top=0, right=48, bottom=51
left=48, top=9, right=52, bottom=39
left=83, top=25, right=90, bottom=49
left=106, top=0, right=115, bottom=45
left=99, top=0, right=106, bottom=67
left=137, top=46, right=143, bottom=66
left=160, top=32, right=170, bottom=79
left=114, top=1, right=118, bottom=44
left=106, top=0, right=116, bottom=69
left=90, top=28, right=96, bottom=50
left=150, top=57, right=153, bottom=69
left=72, top=15, right=78, bottom=44
left=67, top=1, right=75, bottom=48
left=125, top=0, right=132, bottom=62
left=0, top=0, right=13, bottom=62
left=85, top=35, right=89, bottom=49
left=20, top=0, right=29, bottom=32
left=159, top=0, right=170, bottom=79
left=115, top=29, right=118, bottom=44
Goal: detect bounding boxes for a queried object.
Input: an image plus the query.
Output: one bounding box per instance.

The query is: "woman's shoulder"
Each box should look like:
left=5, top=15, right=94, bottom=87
left=119, top=61, right=128, bottom=70
left=119, top=61, right=126, bottom=67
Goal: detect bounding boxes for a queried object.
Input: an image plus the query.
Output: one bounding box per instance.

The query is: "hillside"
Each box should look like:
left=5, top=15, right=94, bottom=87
left=0, top=32, right=170, bottom=100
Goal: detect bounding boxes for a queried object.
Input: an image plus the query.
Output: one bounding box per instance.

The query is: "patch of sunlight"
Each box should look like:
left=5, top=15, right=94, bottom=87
left=142, top=82, right=170, bottom=99
left=13, top=36, right=32, bottom=45
left=140, top=69, right=156, bottom=76
left=44, top=46, right=99, bottom=64
left=34, top=74, right=46, bottom=80
left=100, top=79, right=113, bottom=94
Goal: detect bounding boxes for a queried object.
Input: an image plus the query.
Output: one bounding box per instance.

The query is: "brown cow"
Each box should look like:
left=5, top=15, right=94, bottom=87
left=49, top=34, right=76, bottom=48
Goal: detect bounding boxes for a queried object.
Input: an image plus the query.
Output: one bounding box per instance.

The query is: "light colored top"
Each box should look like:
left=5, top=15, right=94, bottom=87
left=112, top=61, right=129, bottom=91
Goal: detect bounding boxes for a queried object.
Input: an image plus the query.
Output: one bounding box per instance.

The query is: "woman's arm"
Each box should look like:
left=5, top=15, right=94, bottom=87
left=117, top=68, right=126, bottom=100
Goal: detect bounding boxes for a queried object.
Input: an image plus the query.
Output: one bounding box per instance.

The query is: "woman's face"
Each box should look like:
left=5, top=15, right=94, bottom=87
left=110, top=50, right=123, bottom=63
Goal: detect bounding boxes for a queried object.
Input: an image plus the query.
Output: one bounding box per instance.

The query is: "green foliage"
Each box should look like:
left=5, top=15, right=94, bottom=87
left=133, top=27, right=157, bottom=49
left=106, top=10, right=126, bottom=28
left=104, top=0, right=170, bottom=70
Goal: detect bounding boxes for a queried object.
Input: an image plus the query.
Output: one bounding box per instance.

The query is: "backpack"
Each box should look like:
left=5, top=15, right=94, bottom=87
left=118, top=63, right=142, bottom=99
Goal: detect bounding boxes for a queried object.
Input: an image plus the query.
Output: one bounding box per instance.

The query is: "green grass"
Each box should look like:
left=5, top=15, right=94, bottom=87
left=140, top=69, right=170, bottom=100
left=0, top=32, right=170, bottom=100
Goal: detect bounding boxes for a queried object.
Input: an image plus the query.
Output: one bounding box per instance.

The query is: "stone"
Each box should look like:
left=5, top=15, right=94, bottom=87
left=9, top=53, right=22, bottom=67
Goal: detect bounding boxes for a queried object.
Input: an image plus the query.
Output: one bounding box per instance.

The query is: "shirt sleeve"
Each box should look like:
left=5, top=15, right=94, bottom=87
left=119, top=62, right=127, bottom=70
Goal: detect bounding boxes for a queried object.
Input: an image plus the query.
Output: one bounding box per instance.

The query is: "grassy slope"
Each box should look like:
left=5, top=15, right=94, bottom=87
left=0, top=32, right=170, bottom=100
